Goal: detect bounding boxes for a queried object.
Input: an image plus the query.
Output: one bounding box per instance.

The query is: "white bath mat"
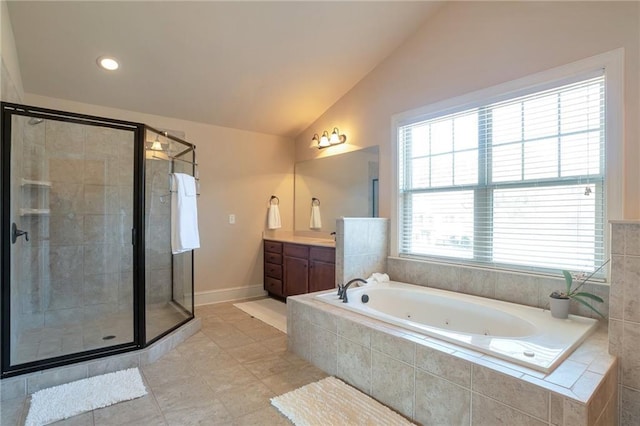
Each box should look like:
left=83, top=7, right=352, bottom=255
left=234, top=297, right=287, bottom=333
left=25, top=367, right=147, bottom=426
left=271, top=376, right=415, bottom=425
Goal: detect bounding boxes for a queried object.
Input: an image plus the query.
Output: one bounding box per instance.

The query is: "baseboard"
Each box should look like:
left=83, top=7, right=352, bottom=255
left=195, top=284, right=267, bottom=306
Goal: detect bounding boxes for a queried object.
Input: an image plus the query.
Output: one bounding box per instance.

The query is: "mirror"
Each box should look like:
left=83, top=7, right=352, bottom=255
left=294, top=146, right=379, bottom=232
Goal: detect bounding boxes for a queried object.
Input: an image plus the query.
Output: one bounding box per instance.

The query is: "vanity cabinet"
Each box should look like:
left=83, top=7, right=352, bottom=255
left=308, top=247, right=336, bottom=293
left=263, top=240, right=284, bottom=297
left=283, top=244, right=309, bottom=296
left=264, top=240, right=335, bottom=298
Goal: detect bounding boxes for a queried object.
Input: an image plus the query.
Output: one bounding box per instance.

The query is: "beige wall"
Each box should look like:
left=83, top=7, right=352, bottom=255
left=295, top=1, right=640, bottom=220
left=1, top=0, right=24, bottom=100
left=25, top=93, right=295, bottom=302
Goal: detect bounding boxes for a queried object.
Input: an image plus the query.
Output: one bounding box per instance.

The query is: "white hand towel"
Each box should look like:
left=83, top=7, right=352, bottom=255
left=171, top=173, right=200, bottom=254
left=365, top=272, right=390, bottom=285
left=267, top=204, right=282, bottom=229
left=372, top=272, right=390, bottom=283
left=309, top=205, right=322, bottom=229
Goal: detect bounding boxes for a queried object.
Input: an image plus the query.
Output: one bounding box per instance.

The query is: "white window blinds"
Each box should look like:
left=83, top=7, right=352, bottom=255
left=398, top=74, right=605, bottom=274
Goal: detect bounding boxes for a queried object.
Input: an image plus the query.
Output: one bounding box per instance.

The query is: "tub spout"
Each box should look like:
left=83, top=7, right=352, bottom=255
left=341, top=278, right=367, bottom=303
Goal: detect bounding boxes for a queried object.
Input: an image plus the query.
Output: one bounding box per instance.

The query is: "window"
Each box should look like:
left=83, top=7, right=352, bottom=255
left=397, top=75, right=607, bottom=274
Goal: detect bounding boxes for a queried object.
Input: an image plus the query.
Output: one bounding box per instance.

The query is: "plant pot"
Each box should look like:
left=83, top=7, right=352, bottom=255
left=549, top=296, right=570, bottom=319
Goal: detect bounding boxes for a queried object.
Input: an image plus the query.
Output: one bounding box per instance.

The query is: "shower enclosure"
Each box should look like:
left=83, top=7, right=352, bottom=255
left=0, top=103, right=195, bottom=378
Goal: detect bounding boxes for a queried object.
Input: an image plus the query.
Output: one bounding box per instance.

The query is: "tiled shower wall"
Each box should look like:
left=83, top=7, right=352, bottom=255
left=609, top=221, right=640, bottom=424
left=145, top=158, right=172, bottom=306
left=14, top=121, right=135, bottom=337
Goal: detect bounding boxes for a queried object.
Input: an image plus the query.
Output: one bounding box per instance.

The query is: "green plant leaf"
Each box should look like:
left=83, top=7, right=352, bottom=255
left=572, top=296, right=605, bottom=318
left=573, top=292, right=604, bottom=303
left=562, top=270, right=573, bottom=294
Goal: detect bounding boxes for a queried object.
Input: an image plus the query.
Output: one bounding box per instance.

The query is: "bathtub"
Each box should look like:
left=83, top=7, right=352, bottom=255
left=315, top=281, right=598, bottom=372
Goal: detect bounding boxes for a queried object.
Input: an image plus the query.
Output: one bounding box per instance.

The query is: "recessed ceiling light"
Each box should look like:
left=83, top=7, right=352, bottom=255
left=97, top=56, right=119, bottom=71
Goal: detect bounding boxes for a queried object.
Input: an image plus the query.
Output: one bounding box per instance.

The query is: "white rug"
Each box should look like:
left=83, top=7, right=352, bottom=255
left=25, top=368, right=147, bottom=426
left=271, top=376, right=415, bottom=426
left=234, top=297, right=287, bottom=333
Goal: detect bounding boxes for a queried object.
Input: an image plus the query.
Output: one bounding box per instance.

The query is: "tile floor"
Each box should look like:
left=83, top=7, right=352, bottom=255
left=1, top=299, right=327, bottom=425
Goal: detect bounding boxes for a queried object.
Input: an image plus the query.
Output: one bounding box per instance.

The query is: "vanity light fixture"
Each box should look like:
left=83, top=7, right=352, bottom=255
left=312, top=127, right=347, bottom=149
left=97, top=56, right=120, bottom=71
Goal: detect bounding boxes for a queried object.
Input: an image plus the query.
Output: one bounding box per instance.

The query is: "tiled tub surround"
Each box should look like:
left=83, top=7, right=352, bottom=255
left=609, top=221, right=640, bottom=424
left=0, top=318, right=200, bottom=400
left=316, top=282, right=598, bottom=373
left=288, top=294, right=617, bottom=425
left=335, top=217, right=389, bottom=285
left=387, top=257, right=610, bottom=320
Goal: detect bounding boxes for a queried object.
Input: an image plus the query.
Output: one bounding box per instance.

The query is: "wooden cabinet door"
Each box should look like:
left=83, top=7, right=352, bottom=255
left=284, top=256, right=308, bottom=296
left=309, top=260, right=336, bottom=293
left=264, top=276, right=284, bottom=297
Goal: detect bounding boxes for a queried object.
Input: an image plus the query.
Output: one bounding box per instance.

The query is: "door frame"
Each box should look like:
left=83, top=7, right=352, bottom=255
left=0, top=102, right=145, bottom=378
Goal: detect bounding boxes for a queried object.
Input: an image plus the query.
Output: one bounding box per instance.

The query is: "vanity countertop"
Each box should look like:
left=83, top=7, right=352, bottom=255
left=263, top=235, right=336, bottom=248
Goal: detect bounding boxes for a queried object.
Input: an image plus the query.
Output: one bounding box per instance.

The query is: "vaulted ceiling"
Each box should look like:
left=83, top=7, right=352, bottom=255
left=8, top=1, right=441, bottom=137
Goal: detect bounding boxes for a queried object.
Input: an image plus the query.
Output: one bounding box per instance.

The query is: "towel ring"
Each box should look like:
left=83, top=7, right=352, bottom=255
left=270, top=195, right=279, bottom=205
left=311, top=197, right=320, bottom=206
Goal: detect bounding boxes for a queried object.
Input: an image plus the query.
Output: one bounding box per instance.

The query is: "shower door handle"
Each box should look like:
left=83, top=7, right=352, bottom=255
left=11, top=223, right=29, bottom=244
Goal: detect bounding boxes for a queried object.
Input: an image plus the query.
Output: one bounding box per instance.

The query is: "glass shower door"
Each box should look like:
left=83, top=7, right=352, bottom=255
left=144, top=128, right=194, bottom=343
left=4, top=112, right=138, bottom=371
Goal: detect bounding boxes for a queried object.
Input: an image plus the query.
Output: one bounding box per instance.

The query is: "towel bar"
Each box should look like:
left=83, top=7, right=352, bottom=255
left=167, top=173, right=199, bottom=181
left=311, top=197, right=320, bottom=206
left=270, top=195, right=279, bottom=205
left=151, top=154, right=198, bottom=166
left=159, top=191, right=200, bottom=203
left=168, top=190, right=200, bottom=196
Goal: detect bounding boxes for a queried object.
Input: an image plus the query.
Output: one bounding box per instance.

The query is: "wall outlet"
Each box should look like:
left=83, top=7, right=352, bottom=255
left=229, top=214, right=236, bottom=224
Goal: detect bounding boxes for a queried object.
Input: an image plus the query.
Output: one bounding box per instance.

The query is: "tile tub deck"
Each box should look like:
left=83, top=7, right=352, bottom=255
left=288, top=292, right=618, bottom=426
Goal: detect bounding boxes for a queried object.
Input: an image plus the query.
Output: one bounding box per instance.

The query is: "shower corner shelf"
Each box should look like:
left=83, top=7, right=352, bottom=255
left=21, top=178, right=52, bottom=188
left=20, top=208, right=50, bottom=216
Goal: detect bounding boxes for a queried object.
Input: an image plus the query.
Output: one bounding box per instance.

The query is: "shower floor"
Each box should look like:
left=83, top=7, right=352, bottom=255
left=12, top=303, right=191, bottom=366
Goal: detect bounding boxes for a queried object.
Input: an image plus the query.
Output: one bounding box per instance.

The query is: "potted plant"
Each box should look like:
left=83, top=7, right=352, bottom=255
left=549, top=259, right=609, bottom=319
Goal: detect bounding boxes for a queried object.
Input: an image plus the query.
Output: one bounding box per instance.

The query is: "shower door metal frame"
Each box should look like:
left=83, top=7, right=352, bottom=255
left=142, top=124, right=197, bottom=347
left=0, top=102, right=146, bottom=378
left=1, top=104, right=196, bottom=378
left=1, top=103, right=187, bottom=378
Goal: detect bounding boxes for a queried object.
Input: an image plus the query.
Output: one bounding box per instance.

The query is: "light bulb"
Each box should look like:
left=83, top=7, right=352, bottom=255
left=319, top=131, right=330, bottom=148
left=330, top=128, right=340, bottom=144
left=97, top=56, right=119, bottom=71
